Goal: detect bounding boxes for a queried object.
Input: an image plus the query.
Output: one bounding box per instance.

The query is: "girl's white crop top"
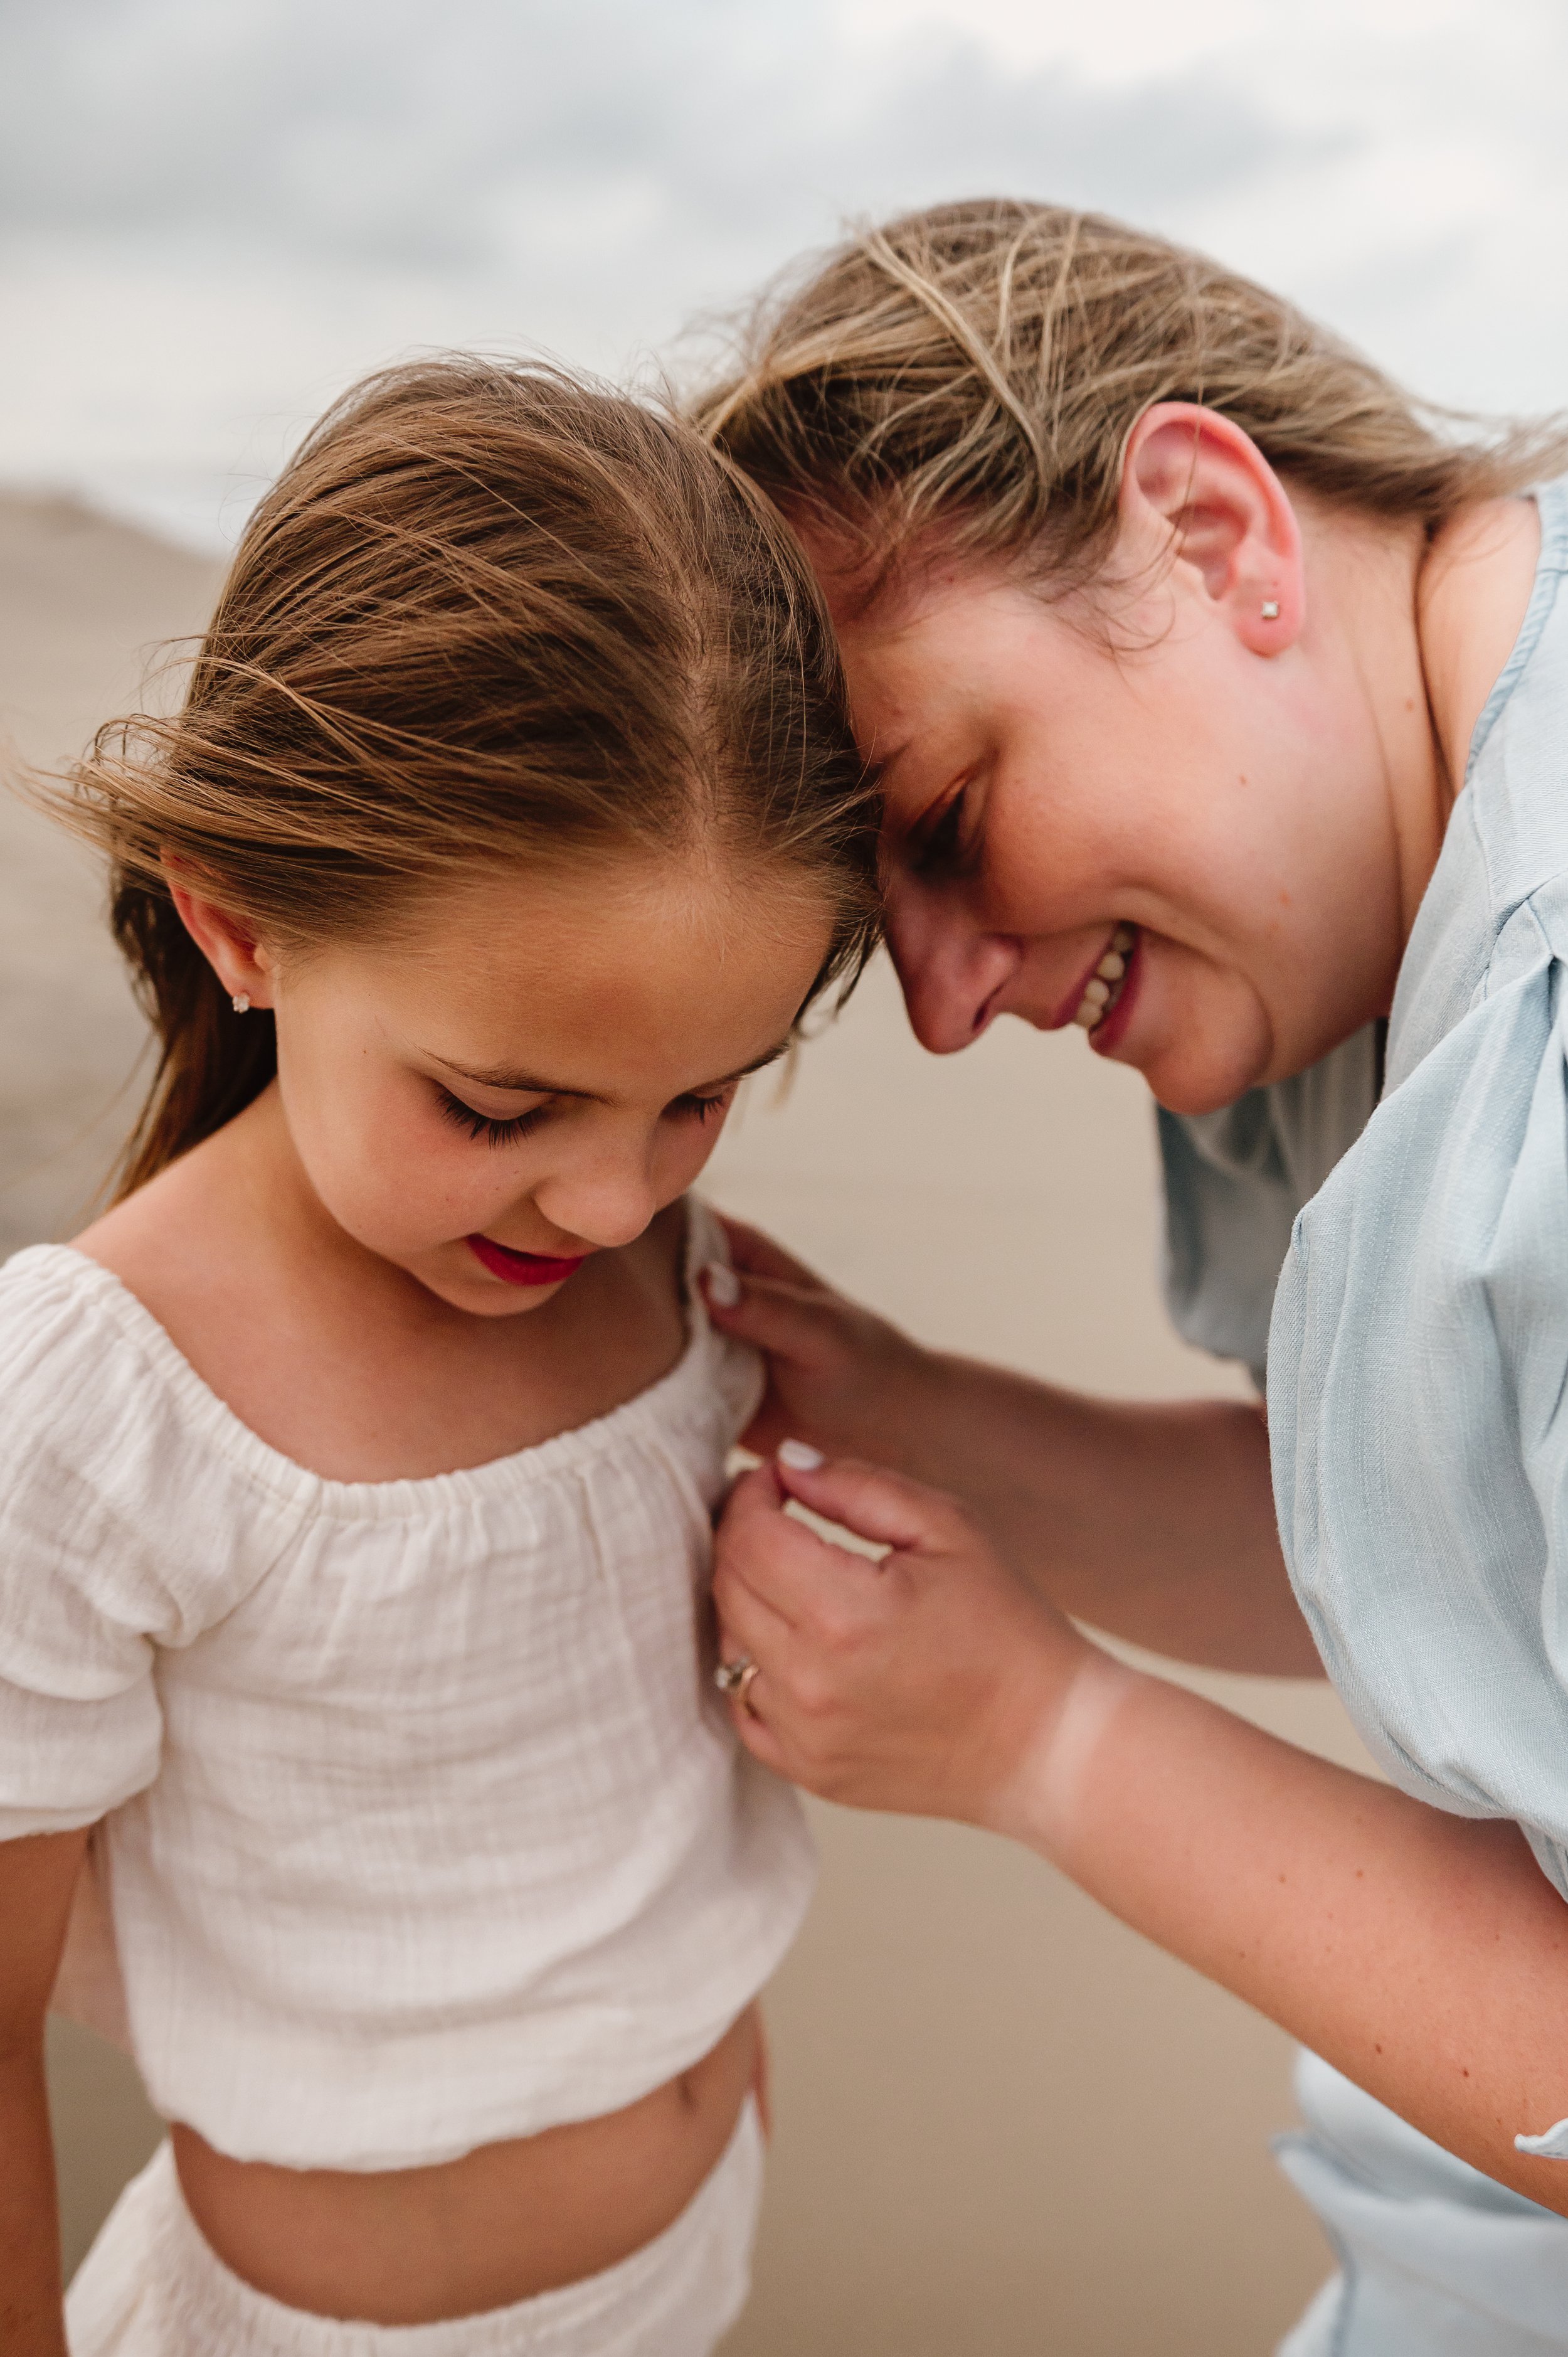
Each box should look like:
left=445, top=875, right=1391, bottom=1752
left=0, top=1200, right=813, bottom=2170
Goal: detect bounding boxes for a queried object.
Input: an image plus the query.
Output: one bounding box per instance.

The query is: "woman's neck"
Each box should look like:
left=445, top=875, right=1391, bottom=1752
left=1305, top=492, right=1539, bottom=981
left=1413, top=492, right=1542, bottom=871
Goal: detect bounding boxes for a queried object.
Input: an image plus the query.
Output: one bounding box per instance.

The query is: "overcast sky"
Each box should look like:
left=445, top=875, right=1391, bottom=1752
left=3, top=0, right=1565, bottom=548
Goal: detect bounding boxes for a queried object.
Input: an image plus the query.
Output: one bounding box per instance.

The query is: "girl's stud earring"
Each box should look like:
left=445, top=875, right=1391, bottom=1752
left=1261, top=599, right=1281, bottom=621
left=231, top=992, right=251, bottom=1014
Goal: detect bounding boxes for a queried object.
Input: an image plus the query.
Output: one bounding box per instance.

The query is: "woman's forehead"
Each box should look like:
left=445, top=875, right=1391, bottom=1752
left=837, top=575, right=1067, bottom=751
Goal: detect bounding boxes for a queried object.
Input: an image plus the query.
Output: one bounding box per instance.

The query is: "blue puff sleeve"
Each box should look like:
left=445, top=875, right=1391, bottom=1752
left=1270, top=889, right=1568, bottom=1903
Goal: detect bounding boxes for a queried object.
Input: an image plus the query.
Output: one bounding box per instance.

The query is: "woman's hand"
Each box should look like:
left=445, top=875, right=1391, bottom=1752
left=711, top=1444, right=1094, bottom=1831
left=702, top=1218, right=1311, bottom=1676
left=701, top=1221, right=939, bottom=1463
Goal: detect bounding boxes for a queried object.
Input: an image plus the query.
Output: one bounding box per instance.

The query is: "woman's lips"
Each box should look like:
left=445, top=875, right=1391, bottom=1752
left=465, top=1234, right=587, bottom=1288
left=1086, top=931, right=1143, bottom=1056
left=1051, top=925, right=1136, bottom=1032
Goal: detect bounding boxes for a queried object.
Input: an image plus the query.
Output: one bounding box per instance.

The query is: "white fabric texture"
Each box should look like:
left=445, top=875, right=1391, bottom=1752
left=65, top=2100, right=763, bottom=2357
left=0, top=1197, right=813, bottom=2168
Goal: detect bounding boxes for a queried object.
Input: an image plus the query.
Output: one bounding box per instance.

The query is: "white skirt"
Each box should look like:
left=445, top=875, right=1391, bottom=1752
left=65, top=2101, right=763, bottom=2357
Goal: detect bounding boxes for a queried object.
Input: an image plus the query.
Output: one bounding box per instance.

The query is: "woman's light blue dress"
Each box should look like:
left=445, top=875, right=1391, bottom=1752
left=1160, top=479, right=1568, bottom=2354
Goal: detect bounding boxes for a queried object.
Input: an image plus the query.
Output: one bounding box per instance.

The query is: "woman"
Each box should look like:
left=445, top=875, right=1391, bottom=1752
left=693, top=201, right=1568, bottom=2353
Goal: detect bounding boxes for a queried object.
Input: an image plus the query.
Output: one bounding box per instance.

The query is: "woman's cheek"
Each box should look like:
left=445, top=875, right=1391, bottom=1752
left=1125, top=952, right=1273, bottom=1116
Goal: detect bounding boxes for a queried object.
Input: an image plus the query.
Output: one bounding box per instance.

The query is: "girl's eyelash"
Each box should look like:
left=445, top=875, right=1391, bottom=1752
left=676, top=1091, right=733, bottom=1125
left=436, top=1089, right=547, bottom=1147
left=437, top=1085, right=733, bottom=1146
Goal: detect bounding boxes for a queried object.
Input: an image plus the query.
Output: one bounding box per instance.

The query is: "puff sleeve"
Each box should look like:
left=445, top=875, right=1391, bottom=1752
left=0, top=1252, right=249, bottom=1838
left=1270, top=925, right=1568, bottom=1902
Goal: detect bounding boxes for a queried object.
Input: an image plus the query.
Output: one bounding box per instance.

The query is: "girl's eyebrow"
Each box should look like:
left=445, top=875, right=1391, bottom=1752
left=428, top=1038, right=794, bottom=1100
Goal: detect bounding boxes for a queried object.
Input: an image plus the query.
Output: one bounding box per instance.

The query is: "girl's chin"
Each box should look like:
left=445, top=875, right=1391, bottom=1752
left=395, top=1253, right=569, bottom=1317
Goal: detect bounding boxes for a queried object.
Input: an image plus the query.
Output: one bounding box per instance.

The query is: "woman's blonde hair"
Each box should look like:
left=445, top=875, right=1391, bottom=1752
left=695, top=198, right=1568, bottom=600
left=50, top=358, right=879, bottom=1196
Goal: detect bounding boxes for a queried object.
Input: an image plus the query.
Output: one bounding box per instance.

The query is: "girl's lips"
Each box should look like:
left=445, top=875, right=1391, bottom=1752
left=466, top=1234, right=588, bottom=1288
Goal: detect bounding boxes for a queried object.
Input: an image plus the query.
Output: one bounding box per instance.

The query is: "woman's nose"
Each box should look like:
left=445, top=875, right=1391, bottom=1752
left=885, top=879, right=1024, bottom=1054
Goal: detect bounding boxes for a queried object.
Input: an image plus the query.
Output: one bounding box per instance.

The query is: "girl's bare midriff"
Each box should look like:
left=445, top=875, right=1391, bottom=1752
left=169, top=2006, right=762, bottom=2326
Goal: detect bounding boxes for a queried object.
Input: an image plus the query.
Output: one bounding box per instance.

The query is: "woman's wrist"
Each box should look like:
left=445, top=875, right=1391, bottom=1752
left=981, top=1641, right=1145, bottom=1862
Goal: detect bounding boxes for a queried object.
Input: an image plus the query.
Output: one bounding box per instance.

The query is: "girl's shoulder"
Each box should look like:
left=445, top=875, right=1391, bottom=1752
left=0, top=1204, right=759, bottom=1515
left=0, top=1240, right=159, bottom=1406
left=0, top=1244, right=292, bottom=1610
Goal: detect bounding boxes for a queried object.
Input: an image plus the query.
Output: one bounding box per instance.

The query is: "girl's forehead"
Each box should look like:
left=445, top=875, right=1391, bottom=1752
left=388, top=849, right=828, bottom=946
left=344, top=859, right=834, bottom=1060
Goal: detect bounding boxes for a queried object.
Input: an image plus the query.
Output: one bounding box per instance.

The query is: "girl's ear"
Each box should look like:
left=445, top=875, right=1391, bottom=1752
left=1120, top=401, right=1304, bottom=654
left=165, top=874, right=277, bottom=1009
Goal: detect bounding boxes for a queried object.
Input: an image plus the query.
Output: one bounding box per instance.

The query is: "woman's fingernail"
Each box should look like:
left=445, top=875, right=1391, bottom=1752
left=704, top=1262, right=741, bottom=1309
left=778, top=1439, right=824, bottom=1471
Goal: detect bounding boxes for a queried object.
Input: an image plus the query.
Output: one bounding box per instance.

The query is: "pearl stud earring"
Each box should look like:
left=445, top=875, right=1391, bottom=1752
left=1260, top=599, right=1281, bottom=621
left=231, top=992, right=251, bottom=1014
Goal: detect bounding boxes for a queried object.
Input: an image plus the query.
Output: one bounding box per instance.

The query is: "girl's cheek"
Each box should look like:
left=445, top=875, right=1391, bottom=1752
left=671, top=1119, right=728, bottom=1188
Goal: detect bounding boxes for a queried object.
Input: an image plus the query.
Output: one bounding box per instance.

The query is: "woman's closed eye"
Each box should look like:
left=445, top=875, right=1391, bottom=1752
left=909, top=782, right=976, bottom=881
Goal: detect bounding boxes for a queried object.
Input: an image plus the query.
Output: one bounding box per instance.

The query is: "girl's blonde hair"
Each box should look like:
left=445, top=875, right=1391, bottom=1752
left=51, top=359, right=879, bottom=1197
left=695, top=198, right=1568, bottom=600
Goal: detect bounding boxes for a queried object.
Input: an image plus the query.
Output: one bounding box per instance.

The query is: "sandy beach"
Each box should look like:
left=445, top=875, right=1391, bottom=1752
left=0, top=488, right=1373, bottom=2353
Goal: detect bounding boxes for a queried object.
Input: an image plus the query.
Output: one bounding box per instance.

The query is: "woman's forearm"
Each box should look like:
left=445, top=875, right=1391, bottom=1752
left=1016, top=1660, right=1568, bottom=2208
left=716, top=1449, right=1568, bottom=2206
left=913, top=1356, right=1314, bottom=1674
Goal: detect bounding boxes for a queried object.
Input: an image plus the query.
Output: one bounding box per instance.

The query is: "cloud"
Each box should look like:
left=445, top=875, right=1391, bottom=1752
left=1, top=0, right=1564, bottom=545
left=0, top=0, right=1308, bottom=269
left=0, top=0, right=1323, bottom=378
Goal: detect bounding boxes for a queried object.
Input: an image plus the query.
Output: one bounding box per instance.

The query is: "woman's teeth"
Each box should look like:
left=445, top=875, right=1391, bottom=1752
left=1073, top=925, right=1137, bottom=1031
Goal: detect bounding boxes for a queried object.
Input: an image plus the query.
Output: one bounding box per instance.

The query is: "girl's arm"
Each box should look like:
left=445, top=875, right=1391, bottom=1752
left=713, top=1458, right=1568, bottom=2210
left=706, top=1221, right=1313, bottom=1675
left=0, top=1828, right=91, bottom=2357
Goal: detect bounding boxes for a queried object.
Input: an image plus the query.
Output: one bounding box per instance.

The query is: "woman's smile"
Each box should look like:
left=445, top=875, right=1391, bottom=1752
left=1064, top=924, right=1138, bottom=1036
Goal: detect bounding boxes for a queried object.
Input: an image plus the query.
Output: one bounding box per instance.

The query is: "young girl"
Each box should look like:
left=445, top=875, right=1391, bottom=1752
left=0, top=357, right=876, bottom=2357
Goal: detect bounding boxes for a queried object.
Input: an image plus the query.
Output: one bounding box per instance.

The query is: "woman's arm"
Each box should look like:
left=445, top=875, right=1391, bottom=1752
left=707, top=1220, right=1315, bottom=1675
left=0, top=1828, right=91, bottom=2357
left=713, top=1455, right=1568, bottom=2211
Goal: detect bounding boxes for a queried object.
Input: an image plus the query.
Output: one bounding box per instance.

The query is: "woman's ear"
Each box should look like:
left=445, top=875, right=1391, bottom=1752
left=166, top=875, right=276, bottom=1009
left=1120, top=402, right=1304, bottom=654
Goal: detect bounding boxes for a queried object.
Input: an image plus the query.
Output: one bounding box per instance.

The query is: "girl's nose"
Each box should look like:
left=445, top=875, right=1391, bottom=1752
left=532, top=1146, right=660, bottom=1253
left=885, top=880, right=1024, bottom=1054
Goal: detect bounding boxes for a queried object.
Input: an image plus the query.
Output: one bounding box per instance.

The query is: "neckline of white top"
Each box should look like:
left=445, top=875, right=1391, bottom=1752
left=4, top=1203, right=730, bottom=1522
